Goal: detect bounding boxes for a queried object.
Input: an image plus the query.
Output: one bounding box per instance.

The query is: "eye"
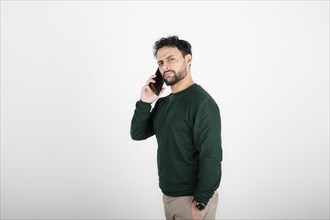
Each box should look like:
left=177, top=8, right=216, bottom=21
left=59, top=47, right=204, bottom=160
left=170, top=57, right=175, bottom=62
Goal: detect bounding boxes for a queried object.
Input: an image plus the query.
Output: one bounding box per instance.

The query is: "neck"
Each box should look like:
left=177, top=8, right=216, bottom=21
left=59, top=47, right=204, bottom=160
left=170, top=73, right=195, bottom=93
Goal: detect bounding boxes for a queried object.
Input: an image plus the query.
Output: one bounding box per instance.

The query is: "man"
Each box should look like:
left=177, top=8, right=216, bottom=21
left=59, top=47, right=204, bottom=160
left=130, top=36, right=222, bottom=220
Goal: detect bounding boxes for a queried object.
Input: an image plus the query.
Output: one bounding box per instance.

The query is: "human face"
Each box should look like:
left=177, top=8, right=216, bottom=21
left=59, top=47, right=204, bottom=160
left=156, top=46, right=191, bottom=86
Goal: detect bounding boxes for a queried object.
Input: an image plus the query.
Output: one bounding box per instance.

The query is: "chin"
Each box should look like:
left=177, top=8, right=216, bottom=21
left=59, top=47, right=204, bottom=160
left=164, top=79, right=174, bottom=86
left=165, top=79, right=177, bottom=86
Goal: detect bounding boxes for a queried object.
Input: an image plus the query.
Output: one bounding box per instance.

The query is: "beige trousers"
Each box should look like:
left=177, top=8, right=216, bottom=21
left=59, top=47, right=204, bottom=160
left=162, top=192, right=218, bottom=220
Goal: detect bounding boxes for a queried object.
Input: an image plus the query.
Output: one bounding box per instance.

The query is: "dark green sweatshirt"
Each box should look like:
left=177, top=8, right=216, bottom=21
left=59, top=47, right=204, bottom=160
left=130, top=83, right=222, bottom=205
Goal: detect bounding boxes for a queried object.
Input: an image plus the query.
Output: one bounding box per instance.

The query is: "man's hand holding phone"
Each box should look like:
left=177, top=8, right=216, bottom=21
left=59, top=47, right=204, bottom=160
left=140, top=74, right=165, bottom=103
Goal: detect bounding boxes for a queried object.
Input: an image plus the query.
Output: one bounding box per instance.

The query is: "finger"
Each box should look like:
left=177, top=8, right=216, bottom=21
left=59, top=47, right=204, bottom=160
left=143, top=84, right=156, bottom=94
left=146, top=75, right=156, bottom=84
left=146, top=79, right=156, bottom=85
left=142, top=84, right=151, bottom=91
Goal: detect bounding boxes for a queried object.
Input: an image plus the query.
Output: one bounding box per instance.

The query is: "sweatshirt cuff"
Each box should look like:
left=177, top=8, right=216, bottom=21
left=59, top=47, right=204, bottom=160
left=193, top=192, right=212, bottom=206
left=136, top=100, right=152, bottom=112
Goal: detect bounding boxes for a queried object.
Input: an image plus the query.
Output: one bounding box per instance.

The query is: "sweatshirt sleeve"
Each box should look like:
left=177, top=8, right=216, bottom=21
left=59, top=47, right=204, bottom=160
left=193, top=99, right=222, bottom=205
left=130, top=100, right=155, bottom=140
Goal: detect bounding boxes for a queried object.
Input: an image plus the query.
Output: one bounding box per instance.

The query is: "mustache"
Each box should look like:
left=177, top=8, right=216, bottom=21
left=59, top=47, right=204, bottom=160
left=164, top=70, right=175, bottom=75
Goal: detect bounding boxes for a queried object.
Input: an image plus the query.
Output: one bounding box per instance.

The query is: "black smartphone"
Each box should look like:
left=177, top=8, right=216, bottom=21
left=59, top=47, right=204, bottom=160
left=149, top=68, right=164, bottom=96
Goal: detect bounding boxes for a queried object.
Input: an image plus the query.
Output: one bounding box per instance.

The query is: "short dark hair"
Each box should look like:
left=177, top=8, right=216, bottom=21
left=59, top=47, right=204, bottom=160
left=153, top=36, right=192, bottom=58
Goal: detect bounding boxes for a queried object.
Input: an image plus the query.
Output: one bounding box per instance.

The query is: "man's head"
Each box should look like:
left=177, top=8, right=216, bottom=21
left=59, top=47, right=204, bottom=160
left=153, top=35, right=192, bottom=58
left=153, top=36, right=193, bottom=86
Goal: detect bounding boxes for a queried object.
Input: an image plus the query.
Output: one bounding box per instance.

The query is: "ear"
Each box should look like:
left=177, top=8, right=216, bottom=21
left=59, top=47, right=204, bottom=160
left=186, top=54, right=192, bottom=65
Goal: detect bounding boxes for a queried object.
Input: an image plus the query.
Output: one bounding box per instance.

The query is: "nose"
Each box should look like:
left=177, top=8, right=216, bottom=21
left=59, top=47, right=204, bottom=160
left=162, top=65, right=169, bottom=71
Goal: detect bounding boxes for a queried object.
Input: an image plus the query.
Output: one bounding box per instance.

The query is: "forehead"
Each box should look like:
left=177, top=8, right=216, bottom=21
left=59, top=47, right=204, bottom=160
left=156, top=46, right=182, bottom=60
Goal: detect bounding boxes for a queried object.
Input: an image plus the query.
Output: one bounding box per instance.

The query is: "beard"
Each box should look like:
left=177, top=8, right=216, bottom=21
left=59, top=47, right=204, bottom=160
left=163, top=64, right=188, bottom=86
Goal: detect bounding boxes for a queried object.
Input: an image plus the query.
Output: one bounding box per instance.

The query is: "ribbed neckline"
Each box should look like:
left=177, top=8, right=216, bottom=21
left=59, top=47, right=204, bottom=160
left=170, top=83, right=198, bottom=98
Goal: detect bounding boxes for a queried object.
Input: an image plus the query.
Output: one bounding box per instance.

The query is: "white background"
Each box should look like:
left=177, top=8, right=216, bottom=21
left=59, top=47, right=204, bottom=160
left=1, top=1, right=329, bottom=219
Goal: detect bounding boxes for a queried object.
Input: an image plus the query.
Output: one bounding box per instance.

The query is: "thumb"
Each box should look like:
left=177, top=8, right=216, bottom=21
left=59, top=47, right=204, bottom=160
left=159, top=87, right=166, bottom=96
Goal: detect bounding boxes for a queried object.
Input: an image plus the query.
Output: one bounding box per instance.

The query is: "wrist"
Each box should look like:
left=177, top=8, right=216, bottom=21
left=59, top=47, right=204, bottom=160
left=138, top=99, right=152, bottom=105
left=192, top=199, right=206, bottom=211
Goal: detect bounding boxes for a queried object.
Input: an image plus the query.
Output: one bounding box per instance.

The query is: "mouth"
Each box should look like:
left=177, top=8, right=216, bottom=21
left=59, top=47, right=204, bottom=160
left=164, top=71, right=174, bottom=78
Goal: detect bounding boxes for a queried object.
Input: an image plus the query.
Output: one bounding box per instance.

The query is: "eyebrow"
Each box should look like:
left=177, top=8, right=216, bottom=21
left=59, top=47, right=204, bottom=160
left=158, top=55, right=174, bottom=64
